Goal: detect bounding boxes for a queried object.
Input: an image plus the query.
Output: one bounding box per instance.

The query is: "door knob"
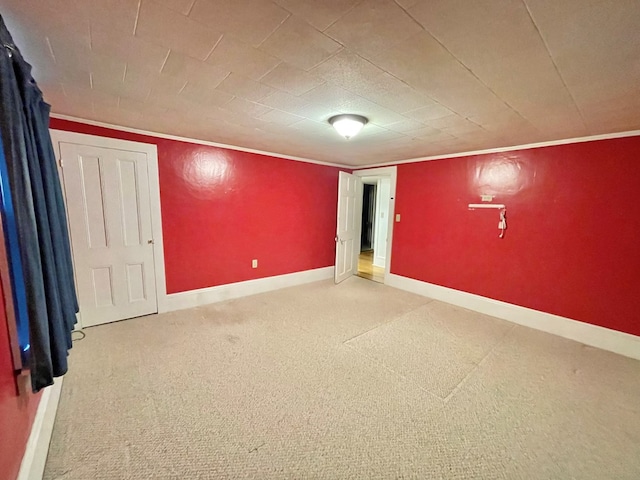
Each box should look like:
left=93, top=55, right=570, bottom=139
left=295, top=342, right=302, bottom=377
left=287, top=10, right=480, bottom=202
left=147, top=239, right=154, bottom=245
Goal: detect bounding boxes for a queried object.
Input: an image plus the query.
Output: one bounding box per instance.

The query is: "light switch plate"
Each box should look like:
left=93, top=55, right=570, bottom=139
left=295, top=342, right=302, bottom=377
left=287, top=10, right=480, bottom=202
left=395, top=214, right=401, bottom=222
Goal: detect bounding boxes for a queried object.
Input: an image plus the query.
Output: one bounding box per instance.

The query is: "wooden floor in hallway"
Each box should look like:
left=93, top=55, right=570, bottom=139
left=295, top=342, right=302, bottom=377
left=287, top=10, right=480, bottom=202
left=358, top=249, right=385, bottom=283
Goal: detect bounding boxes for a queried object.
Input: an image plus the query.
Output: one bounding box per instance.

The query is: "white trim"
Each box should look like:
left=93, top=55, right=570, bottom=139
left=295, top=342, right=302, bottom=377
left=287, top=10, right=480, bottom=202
left=160, top=266, right=334, bottom=313
left=50, top=114, right=345, bottom=168
left=387, top=274, right=640, bottom=361
left=49, top=130, right=168, bottom=325
left=17, top=378, right=64, bottom=480
left=358, top=130, right=640, bottom=169
left=353, top=167, right=397, bottom=286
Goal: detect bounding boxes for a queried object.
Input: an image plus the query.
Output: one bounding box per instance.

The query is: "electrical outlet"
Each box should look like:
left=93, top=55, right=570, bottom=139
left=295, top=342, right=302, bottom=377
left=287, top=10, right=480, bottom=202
left=252, top=259, right=258, bottom=268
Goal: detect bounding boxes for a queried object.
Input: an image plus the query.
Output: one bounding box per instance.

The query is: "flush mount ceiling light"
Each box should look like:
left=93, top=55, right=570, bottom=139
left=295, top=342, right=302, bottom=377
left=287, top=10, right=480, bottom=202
left=329, top=114, right=368, bottom=140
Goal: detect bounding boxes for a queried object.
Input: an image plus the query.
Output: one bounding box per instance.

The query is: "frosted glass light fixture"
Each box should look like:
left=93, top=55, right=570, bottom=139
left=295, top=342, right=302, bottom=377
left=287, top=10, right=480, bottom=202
left=329, top=114, right=368, bottom=139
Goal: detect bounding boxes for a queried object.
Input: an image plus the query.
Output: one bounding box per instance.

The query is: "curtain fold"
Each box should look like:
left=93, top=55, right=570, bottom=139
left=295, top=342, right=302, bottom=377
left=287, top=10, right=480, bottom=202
left=0, top=15, right=78, bottom=392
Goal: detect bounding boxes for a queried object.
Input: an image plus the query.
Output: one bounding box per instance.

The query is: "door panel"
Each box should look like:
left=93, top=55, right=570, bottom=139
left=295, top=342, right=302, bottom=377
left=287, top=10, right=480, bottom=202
left=335, top=171, right=362, bottom=284
left=61, top=142, right=157, bottom=326
left=117, top=159, right=142, bottom=246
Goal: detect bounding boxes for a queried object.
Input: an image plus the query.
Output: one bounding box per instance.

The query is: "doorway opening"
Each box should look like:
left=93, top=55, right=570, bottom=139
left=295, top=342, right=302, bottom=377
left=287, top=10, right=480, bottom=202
left=357, top=176, right=391, bottom=284
left=334, top=166, right=396, bottom=286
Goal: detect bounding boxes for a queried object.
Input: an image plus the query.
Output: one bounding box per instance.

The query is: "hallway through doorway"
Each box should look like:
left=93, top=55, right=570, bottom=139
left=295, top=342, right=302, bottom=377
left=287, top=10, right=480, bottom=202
left=357, top=250, right=384, bottom=283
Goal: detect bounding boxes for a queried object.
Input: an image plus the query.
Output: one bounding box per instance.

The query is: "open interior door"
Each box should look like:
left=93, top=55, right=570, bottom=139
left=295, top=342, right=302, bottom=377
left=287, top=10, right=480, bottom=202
left=335, top=171, right=362, bottom=284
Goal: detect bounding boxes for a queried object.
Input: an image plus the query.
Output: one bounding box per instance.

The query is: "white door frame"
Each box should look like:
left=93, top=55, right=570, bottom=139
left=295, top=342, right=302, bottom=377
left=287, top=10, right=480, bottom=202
left=49, top=130, right=168, bottom=327
left=353, top=166, right=397, bottom=285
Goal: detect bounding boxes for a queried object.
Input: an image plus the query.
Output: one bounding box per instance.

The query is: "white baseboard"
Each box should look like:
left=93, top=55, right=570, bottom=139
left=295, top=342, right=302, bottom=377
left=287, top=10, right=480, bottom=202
left=18, top=377, right=64, bottom=480
left=160, top=266, right=335, bottom=313
left=386, top=274, right=640, bottom=361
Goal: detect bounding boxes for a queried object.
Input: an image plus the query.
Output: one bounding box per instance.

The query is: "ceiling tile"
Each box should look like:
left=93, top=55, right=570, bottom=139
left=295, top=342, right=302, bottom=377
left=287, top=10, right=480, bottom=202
left=409, top=0, right=539, bottom=59
left=373, top=33, right=510, bottom=118
left=259, top=62, right=325, bottom=96
left=310, top=50, right=382, bottom=86
left=90, top=54, right=128, bottom=88
left=205, top=35, right=281, bottom=81
left=359, top=72, right=433, bottom=113
left=91, top=22, right=169, bottom=74
left=189, top=0, right=290, bottom=46
left=395, top=0, right=418, bottom=9
left=94, top=103, right=146, bottom=128
left=45, top=31, right=92, bottom=69
left=216, top=73, right=276, bottom=102
left=409, top=126, right=452, bottom=141
left=289, top=118, right=334, bottom=135
left=423, top=114, right=476, bottom=131
left=2, top=1, right=87, bottom=35
left=224, top=97, right=273, bottom=117
left=259, top=16, right=342, bottom=71
left=257, top=109, right=304, bottom=126
left=161, top=51, right=229, bottom=87
left=258, top=91, right=334, bottom=121
left=259, top=90, right=311, bottom=112
left=271, top=0, right=360, bottom=31
left=124, top=65, right=187, bottom=97
left=94, top=70, right=150, bottom=102
left=404, top=103, right=455, bottom=122
left=298, top=83, right=373, bottom=119
left=55, top=68, right=93, bottom=91
left=74, top=0, right=139, bottom=35
left=408, top=0, right=586, bottom=136
left=295, top=82, right=354, bottom=110
left=368, top=31, right=458, bottom=90
left=207, top=107, right=267, bottom=129
left=384, top=118, right=427, bottom=134
left=48, top=93, right=95, bottom=119
left=61, top=85, right=119, bottom=110
left=426, top=70, right=509, bottom=118
left=145, top=91, right=197, bottom=115
left=135, top=0, right=222, bottom=61
left=179, top=82, right=235, bottom=108
left=325, top=0, right=422, bottom=58
left=309, top=50, right=433, bottom=112
left=524, top=0, right=640, bottom=126
left=153, top=0, right=196, bottom=16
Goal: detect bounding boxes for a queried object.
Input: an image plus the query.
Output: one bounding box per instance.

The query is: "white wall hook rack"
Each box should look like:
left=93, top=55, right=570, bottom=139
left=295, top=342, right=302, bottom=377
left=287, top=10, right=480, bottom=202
left=468, top=204, right=507, bottom=238
left=468, top=203, right=506, bottom=209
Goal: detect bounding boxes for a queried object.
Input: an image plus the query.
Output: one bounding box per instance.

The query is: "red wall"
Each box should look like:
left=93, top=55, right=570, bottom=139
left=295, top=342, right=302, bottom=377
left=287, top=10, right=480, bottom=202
left=391, top=136, right=640, bottom=336
left=0, top=278, right=40, bottom=480
left=49, top=119, right=341, bottom=294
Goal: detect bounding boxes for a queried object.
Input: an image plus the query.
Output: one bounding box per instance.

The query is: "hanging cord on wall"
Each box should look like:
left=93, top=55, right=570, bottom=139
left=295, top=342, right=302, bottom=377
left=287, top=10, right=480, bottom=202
left=498, top=209, right=507, bottom=238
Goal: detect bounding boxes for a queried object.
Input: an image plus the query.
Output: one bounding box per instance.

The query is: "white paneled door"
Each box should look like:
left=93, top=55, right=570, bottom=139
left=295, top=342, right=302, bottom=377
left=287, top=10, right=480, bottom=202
left=60, top=142, right=157, bottom=327
left=335, top=171, right=362, bottom=284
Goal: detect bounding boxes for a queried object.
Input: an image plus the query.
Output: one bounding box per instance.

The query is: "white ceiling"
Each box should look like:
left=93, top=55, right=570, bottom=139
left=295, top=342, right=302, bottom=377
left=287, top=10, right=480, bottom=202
left=2, top=0, right=639, bottom=166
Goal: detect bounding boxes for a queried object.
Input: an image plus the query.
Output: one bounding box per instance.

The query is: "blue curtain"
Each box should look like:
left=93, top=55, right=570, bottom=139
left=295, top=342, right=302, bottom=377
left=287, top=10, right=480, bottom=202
left=0, top=16, right=78, bottom=392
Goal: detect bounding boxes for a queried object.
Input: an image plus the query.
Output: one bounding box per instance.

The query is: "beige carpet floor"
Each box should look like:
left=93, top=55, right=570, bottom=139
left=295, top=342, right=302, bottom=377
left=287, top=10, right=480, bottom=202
left=44, top=276, right=640, bottom=479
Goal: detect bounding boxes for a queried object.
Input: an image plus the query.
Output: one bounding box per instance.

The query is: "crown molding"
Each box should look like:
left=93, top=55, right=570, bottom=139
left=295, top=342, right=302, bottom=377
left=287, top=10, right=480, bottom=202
left=50, top=114, right=640, bottom=170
